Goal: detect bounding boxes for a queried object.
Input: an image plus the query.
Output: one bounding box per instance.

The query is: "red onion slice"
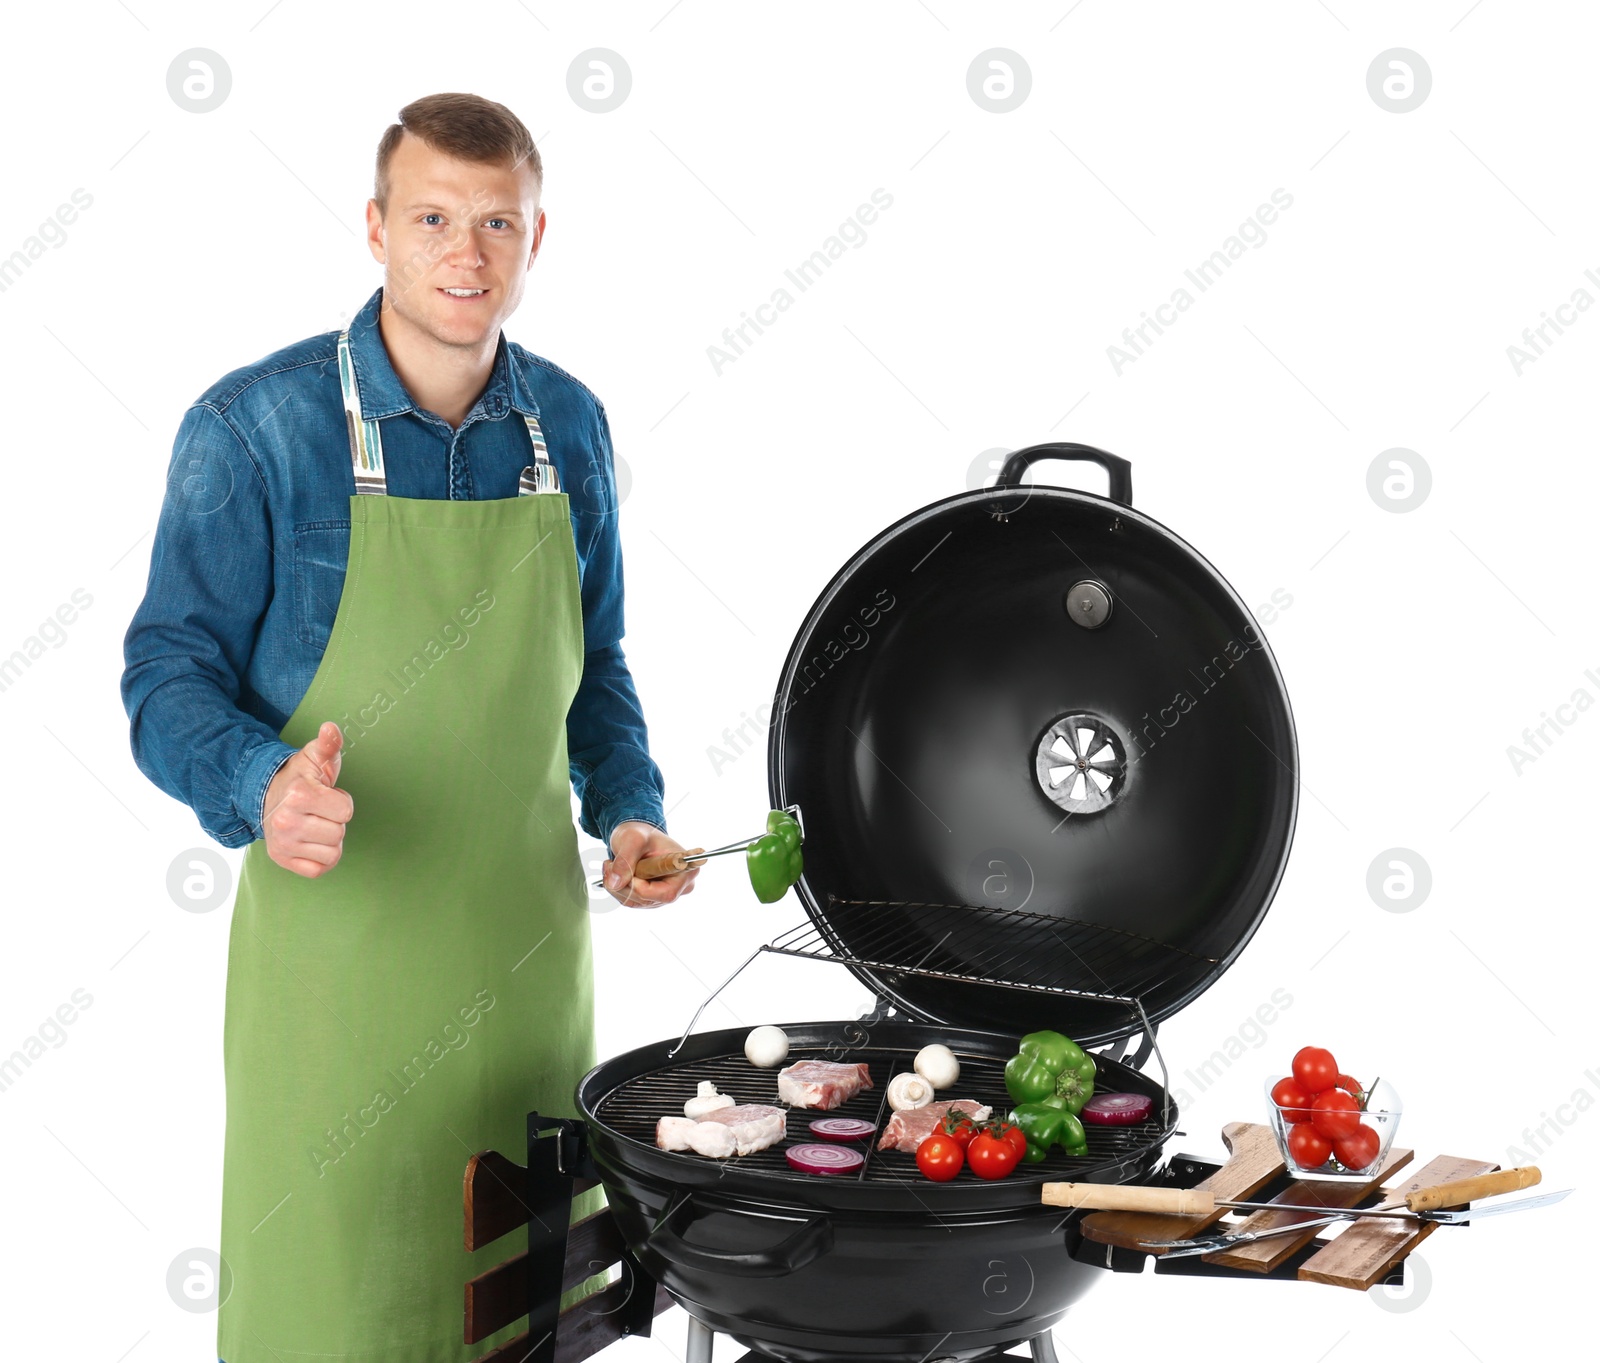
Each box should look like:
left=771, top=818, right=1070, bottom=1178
left=785, top=1143, right=866, bottom=1176
left=1080, top=1092, right=1154, bottom=1126
left=808, top=1117, right=876, bottom=1143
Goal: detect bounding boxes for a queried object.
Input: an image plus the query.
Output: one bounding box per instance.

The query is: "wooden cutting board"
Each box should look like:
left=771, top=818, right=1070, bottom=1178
left=1081, top=1121, right=1284, bottom=1253
left=1202, top=1142, right=1414, bottom=1272
left=1296, top=1155, right=1499, bottom=1290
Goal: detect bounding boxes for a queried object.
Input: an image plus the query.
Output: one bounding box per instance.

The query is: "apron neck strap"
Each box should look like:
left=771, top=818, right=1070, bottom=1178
left=338, top=329, right=387, bottom=494
left=337, top=329, right=560, bottom=496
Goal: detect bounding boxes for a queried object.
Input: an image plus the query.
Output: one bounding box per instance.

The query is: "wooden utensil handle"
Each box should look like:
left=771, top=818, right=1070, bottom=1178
left=633, top=848, right=706, bottom=880
left=1405, top=1166, right=1540, bottom=1212
left=1040, top=1183, right=1216, bottom=1215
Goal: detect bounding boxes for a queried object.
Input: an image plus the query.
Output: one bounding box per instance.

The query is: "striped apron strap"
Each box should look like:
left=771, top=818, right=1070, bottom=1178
left=517, top=411, right=561, bottom=494
left=337, top=329, right=560, bottom=497
left=337, top=330, right=386, bottom=495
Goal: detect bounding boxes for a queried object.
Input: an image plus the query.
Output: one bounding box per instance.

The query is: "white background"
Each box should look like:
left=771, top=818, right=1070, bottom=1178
left=1, top=1, right=1594, bottom=1358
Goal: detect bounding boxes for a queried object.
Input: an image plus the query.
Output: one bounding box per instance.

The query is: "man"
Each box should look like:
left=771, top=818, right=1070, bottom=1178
left=121, top=92, right=698, bottom=1361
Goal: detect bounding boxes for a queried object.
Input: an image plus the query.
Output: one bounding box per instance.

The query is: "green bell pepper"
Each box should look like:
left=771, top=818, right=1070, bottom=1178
left=1003, top=1029, right=1096, bottom=1114
left=1009, top=1102, right=1088, bottom=1161
left=746, top=809, right=804, bottom=904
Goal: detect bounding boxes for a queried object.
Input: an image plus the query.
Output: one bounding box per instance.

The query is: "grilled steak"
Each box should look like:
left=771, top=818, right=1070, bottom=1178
left=877, top=1099, right=992, bottom=1153
left=655, top=1103, right=787, bottom=1158
left=776, top=1060, right=875, bottom=1110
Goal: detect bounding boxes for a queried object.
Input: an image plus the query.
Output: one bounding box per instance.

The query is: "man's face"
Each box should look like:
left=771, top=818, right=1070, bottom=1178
left=365, top=130, right=544, bottom=349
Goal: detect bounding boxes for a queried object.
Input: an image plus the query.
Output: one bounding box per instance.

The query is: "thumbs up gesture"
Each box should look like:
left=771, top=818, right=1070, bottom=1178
left=262, top=721, right=355, bottom=878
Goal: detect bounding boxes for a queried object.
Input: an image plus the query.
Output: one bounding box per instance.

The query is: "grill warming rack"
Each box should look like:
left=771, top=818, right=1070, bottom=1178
left=667, top=895, right=1219, bottom=1125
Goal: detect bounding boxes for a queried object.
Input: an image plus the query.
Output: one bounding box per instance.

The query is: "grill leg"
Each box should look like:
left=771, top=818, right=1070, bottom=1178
left=1029, top=1331, right=1059, bottom=1363
left=686, top=1313, right=716, bottom=1363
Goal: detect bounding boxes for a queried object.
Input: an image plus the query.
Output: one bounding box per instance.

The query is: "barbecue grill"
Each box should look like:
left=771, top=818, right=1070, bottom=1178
left=568, top=445, right=1299, bottom=1362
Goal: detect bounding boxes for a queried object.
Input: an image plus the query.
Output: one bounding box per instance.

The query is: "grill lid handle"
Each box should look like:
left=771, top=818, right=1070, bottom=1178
left=645, top=1191, right=835, bottom=1279
left=995, top=442, right=1133, bottom=505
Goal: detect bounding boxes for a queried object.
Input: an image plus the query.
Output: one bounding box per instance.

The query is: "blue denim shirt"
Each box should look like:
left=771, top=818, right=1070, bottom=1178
left=121, top=286, right=667, bottom=851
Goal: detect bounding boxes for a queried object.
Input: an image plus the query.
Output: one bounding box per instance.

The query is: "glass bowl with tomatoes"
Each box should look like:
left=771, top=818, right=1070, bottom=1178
left=1265, top=1062, right=1402, bottom=1180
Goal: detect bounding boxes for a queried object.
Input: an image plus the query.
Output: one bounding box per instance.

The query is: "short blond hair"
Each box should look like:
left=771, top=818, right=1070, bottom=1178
left=374, top=92, right=541, bottom=216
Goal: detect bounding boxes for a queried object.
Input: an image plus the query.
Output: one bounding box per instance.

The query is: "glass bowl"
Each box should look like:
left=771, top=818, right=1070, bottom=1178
left=1264, top=1075, right=1403, bottom=1180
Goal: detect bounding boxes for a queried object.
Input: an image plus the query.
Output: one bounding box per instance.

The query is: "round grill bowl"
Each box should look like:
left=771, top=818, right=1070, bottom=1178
left=576, top=1020, right=1174, bottom=1362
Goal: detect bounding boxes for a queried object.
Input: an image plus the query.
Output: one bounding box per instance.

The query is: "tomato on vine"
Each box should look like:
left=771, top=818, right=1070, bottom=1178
left=916, top=1133, right=964, bottom=1182
left=1292, top=1046, right=1340, bottom=1095
left=940, top=1111, right=977, bottom=1150
left=967, top=1127, right=1022, bottom=1180
left=1311, top=1088, right=1361, bottom=1141
left=1271, top=1076, right=1314, bottom=1123
left=1287, top=1122, right=1332, bottom=1169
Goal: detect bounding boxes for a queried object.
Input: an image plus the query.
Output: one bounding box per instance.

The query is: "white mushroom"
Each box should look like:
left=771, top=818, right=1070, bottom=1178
left=914, top=1044, right=960, bottom=1090
left=886, top=1071, right=934, bottom=1112
left=683, top=1081, right=735, bottom=1120
left=744, top=1025, right=790, bottom=1068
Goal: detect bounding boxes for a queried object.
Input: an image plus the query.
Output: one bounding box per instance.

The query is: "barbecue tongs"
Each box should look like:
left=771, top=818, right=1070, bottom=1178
left=1155, top=1191, right=1567, bottom=1257
left=591, top=805, right=804, bottom=888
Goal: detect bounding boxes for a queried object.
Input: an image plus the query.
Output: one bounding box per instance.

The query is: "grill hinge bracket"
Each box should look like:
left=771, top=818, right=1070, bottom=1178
left=856, top=994, right=901, bottom=1025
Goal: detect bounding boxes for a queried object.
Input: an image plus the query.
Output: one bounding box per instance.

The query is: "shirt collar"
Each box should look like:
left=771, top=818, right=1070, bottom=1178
left=344, top=285, right=541, bottom=422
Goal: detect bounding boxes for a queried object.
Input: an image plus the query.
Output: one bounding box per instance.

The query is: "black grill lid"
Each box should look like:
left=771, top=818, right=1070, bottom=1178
left=766, top=445, right=1298, bottom=1046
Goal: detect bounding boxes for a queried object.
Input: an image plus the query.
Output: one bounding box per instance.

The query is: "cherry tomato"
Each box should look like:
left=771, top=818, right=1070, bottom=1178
left=940, top=1112, right=977, bottom=1150
left=967, top=1130, right=1022, bottom=1180
left=994, top=1122, right=1029, bottom=1161
left=1292, top=1046, right=1340, bottom=1095
left=1336, top=1073, right=1364, bottom=1100
left=1271, top=1076, right=1314, bottom=1124
left=1311, top=1088, right=1360, bottom=1141
left=1334, top=1124, right=1381, bottom=1172
left=916, top=1133, right=964, bottom=1182
left=1287, top=1122, right=1333, bottom=1170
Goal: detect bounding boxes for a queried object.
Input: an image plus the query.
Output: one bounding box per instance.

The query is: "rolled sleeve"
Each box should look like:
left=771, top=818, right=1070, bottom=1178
left=566, top=399, right=667, bottom=850
left=568, top=643, right=667, bottom=849
left=121, top=404, right=297, bottom=847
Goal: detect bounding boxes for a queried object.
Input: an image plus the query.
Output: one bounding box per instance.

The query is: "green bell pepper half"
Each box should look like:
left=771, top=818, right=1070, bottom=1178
left=746, top=810, right=804, bottom=903
left=1009, top=1102, right=1088, bottom=1161
left=1003, top=1029, right=1096, bottom=1114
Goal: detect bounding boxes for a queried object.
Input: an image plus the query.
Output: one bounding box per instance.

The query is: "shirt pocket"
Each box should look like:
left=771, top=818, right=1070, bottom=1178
left=292, top=520, right=351, bottom=650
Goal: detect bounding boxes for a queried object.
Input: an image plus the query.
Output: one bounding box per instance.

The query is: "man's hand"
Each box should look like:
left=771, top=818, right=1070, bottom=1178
left=602, top=821, right=700, bottom=907
left=262, top=721, right=355, bottom=878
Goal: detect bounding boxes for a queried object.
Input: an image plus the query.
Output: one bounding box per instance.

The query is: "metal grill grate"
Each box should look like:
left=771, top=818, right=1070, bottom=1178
left=667, top=899, right=1209, bottom=1066
left=786, top=898, right=1220, bottom=1007
left=594, top=1043, right=1167, bottom=1186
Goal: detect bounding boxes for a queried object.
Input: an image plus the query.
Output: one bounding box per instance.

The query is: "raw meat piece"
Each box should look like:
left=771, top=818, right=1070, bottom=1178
left=776, top=1060, right=875, bottom=1111
left=877, top=1099, right=992, bottom=1153
left=655, top=1104, right=786, bottom=1158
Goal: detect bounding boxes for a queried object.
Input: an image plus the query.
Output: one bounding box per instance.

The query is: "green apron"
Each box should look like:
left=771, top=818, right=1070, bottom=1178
left=218, top=330, right=605, bottom=1362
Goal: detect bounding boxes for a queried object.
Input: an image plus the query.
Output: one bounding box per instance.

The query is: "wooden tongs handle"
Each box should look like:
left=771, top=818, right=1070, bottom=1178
left=633, top=848, right=706, bottom=879
left=1039, top=1183, right=1215, bottom=1214
left=1405, top=1166, right=1540, bottom=1212
left=1037, top=1165, right=1543, bottom=1216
